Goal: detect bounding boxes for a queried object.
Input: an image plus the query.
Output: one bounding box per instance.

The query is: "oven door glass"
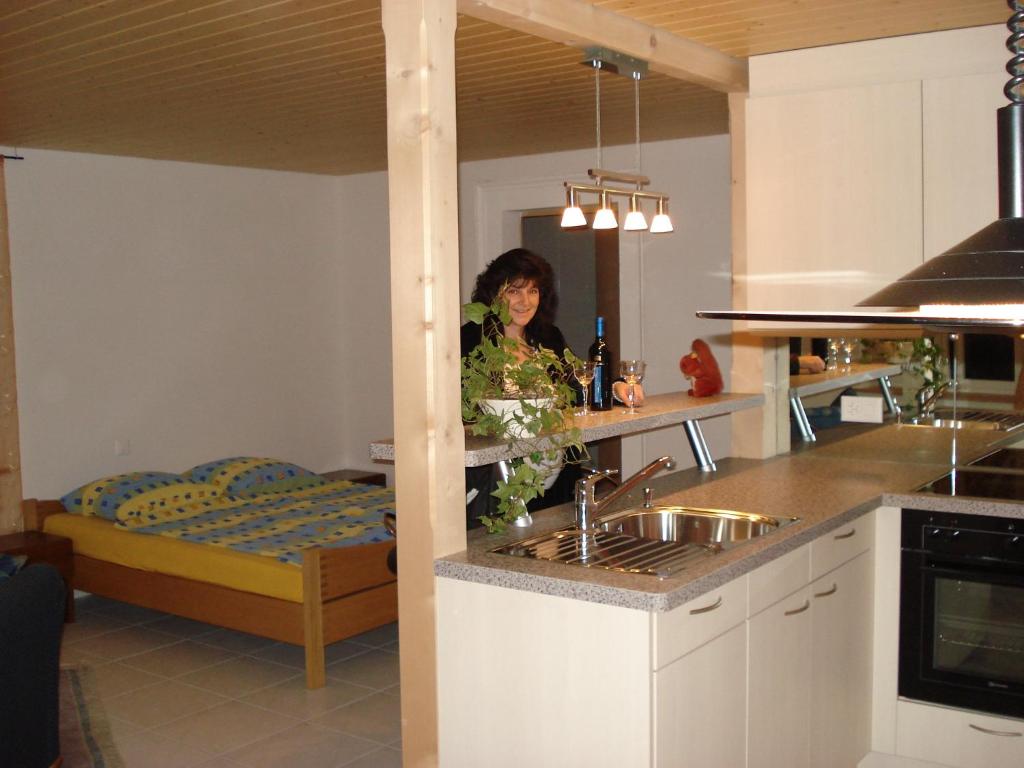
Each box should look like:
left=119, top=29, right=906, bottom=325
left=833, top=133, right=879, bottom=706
left=932, top=573, right=1024, bottom=685
left=902, top=557, right=1024, bottom=719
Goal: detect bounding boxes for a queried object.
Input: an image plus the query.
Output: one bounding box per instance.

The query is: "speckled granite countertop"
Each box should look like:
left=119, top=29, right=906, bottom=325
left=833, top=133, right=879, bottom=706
left=434, top=423, right=1024, bottom=612
left=370, top=390, right=763, bottom=466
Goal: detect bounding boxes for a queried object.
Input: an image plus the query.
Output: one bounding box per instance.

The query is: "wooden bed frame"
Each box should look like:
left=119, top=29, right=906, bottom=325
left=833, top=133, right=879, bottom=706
left=22, top=497, right=398, bottom=689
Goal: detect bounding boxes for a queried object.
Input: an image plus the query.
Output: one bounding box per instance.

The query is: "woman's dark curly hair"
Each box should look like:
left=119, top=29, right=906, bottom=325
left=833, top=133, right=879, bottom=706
left=471, top=248, right=558, bottom=343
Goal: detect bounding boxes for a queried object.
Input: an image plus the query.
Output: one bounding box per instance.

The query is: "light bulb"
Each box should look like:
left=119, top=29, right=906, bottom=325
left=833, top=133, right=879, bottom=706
left=592, top=190, right=617, bottom=230
left=649, top=197, right=673, bottom=234
left=623, top=194, right=648, bottom=231
left=560, top=187, right=587, bottom=228
left=561, top=206, right=586, bottom=228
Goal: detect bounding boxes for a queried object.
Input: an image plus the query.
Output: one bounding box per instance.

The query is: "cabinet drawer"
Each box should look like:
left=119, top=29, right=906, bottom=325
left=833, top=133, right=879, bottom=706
left=896, top=700, right=1024, bottom=768
left=653, top=576, right=746, bottom=669
left=811, top=511, right=873, bottom=580
left=748, top=544, right=810, bottom=617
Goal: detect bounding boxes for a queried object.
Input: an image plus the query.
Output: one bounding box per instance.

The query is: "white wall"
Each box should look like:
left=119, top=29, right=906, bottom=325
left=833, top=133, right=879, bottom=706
left=5, top=150, right=392, bottom=498
left=4, top=134, right=731, bottom=499
left=458, top=136, right=734, bottom=473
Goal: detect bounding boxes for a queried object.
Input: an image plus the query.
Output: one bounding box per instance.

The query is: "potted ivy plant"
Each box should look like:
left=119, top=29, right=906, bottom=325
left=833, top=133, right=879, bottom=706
left=461, top=295, right=586, bottom=533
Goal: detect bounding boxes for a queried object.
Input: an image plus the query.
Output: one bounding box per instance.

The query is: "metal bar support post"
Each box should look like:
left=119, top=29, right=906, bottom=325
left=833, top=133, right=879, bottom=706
left=682, top=420, right=717, bottom=471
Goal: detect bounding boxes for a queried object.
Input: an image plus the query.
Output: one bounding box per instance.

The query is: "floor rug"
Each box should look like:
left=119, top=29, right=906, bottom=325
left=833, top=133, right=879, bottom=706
left=60, top=666, right=124, bottom=768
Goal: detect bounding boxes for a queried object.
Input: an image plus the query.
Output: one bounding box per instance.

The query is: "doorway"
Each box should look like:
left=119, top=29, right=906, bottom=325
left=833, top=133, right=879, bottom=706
left=521, top=207, right=621, bottom=474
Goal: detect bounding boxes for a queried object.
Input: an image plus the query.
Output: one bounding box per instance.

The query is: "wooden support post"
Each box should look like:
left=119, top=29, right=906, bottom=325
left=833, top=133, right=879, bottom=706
left=382, top=1, right=466, bottom=764
left=0, top=159, right=23, bottom=533
left=727, top=93, right=789, bottom=459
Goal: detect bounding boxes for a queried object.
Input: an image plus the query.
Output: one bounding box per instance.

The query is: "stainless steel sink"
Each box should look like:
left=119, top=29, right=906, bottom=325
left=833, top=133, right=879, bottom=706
left=491, top=506, right=798, bottom=578
left=899, top=409, right=1024, bottom=431
left=595, top=506, right=794, bottom=547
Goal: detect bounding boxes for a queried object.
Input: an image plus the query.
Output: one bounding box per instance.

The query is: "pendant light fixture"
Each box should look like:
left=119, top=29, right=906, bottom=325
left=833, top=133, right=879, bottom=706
left=560, top=48, right=673, bottom=234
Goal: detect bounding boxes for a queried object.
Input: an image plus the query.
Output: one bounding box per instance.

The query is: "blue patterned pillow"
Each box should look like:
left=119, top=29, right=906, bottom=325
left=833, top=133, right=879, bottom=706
left=60, top=471, right=220, bottom=521
left=0, top=554, right=27, bottom=582
left=184, top=457, right=327, bottom=495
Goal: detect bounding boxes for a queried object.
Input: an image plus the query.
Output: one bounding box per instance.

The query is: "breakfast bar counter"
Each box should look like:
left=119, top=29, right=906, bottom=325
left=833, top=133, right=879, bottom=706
left=370, top=389, right=764, bottom=467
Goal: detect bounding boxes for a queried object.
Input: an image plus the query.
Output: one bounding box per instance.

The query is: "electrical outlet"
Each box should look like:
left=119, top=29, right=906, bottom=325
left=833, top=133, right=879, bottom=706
left=840, top=396, right=883, bottom=424
left=114, top=439, right=131, bottom=456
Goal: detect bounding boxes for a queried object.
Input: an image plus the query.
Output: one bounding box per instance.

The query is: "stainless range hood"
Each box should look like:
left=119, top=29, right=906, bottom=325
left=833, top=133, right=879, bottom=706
left=699, top=8, right=1024, bottom=330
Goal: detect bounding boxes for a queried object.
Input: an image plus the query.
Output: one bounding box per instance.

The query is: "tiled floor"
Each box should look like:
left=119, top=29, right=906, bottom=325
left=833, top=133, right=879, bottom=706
left=64, top=594, right=402, bottom=768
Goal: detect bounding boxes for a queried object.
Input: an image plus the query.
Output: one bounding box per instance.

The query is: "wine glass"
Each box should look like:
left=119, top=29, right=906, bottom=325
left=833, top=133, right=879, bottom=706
left=573, top=361, right=596, bottom=417
left=619, top=360, right=646, bottom=415
left=841, top=337, right=856, bottom=372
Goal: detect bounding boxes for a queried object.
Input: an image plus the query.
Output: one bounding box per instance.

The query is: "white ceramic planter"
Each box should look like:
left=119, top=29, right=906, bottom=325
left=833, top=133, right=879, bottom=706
left=479, top=397, right=554, bottom=439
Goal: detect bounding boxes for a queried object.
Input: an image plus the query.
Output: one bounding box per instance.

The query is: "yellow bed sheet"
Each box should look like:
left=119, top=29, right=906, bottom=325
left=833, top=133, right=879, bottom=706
left=44, top=512, right=302, bottom=603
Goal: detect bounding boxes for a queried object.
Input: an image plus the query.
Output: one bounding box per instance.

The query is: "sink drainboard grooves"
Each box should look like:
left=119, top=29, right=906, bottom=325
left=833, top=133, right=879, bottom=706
left=491, top=530, right=716, bottom=578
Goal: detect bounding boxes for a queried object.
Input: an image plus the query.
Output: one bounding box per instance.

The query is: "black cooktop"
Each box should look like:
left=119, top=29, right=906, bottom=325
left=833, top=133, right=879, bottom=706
left=917, top=468, right=1024, bottom=501
left=969, top=447, right=1024, bottom=471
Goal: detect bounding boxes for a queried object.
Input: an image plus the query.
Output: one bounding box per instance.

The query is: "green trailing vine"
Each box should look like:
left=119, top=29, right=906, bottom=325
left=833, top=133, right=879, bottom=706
left=907, top=336, right=948, bottom=405
left=461, top=295, right=586, bottom=533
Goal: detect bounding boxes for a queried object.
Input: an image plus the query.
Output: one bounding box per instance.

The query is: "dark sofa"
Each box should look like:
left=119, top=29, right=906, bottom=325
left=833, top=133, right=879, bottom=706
left=0, top=563, right=65, bottom=768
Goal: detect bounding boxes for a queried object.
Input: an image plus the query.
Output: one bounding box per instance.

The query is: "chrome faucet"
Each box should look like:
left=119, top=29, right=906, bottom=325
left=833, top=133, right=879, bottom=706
left=916, top=380, right=952, bottom=417
left=574, top=455, right=676, bottom=530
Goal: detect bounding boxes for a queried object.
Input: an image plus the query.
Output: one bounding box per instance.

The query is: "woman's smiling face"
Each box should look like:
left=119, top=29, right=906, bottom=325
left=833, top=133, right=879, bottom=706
left=501, top=279, right=540, bottom=333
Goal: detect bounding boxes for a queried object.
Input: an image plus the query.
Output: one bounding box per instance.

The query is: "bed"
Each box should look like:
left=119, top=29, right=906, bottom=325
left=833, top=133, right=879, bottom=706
left=22, top=459, right=397, bottom=689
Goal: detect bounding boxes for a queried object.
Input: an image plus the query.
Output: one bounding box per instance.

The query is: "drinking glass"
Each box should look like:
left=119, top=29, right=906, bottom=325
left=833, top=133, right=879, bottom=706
left=826, top=338, right=839, bottom=371
left=573, top=361, right=596, bottom=417
left=619, top=360, right=646, bottom=415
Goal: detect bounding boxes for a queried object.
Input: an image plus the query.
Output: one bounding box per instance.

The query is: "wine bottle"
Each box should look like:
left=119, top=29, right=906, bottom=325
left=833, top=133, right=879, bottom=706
left=589, top=316, right=613, bottom=410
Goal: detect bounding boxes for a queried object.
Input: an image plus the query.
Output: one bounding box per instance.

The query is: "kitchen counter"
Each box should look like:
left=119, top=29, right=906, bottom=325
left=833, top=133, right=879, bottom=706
left=370, top=389, right=763, bottom=466
left=435, top=422, right=1024, bottom=612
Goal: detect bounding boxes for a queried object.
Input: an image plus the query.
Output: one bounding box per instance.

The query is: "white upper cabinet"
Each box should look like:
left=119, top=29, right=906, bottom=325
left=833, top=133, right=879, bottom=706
left=741, top=25, right=1006, bottom=319
left=746, top=81, right=922, bottom=311
left=922, top=72, right=1004, bottom=257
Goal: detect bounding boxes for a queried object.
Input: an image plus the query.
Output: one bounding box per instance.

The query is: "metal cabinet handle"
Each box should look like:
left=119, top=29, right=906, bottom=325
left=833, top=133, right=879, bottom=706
left=784, top=599, right=810, bottom=616
left=814, top=583, right=838, bottom=598
left=969, top=724, right=1023, bottom=737
left=689, top=596, right=723, bottom=615
left=834, top=528, right=856, bottom=540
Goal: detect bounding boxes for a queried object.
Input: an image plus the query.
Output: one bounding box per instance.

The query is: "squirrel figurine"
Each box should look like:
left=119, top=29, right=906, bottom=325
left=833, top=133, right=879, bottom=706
left=679, top=339, right=723, bottom=398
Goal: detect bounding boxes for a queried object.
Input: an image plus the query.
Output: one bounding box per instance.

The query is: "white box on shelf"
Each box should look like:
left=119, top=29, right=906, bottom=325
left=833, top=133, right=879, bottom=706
left=841, top=396, right=883, bottom=423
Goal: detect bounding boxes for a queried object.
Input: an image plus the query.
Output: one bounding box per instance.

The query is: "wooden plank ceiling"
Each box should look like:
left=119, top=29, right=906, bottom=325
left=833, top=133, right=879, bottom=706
left=0, top=0, right=1007, bottom=176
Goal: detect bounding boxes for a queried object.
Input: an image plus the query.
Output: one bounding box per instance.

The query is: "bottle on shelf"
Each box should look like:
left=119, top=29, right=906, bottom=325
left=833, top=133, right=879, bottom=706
left=589, top=316, right=613, bottom=411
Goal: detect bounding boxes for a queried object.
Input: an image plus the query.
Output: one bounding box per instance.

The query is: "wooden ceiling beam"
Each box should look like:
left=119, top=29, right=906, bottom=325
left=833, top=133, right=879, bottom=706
left=456, top=0, right=748, bottom=92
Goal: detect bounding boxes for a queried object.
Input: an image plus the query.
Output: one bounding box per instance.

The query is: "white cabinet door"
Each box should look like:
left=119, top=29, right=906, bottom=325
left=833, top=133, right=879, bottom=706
left=654, top=623, right=747, bottom=768
left=811, top=550, right=874, bottom=768
left=922, top=71, right=1003, bottom=258
left=748, top=585, right=812, bottom=768
left=745, top=81, right=923, bottom=314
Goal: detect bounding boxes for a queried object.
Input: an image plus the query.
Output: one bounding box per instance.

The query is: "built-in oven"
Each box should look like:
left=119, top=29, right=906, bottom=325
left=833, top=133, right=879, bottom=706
left=900, top=508, right=1024, bottom=720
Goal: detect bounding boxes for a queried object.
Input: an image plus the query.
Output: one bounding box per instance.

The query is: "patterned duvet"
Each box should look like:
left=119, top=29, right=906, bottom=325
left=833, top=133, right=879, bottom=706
left=118, top=481, right=395, bottom=566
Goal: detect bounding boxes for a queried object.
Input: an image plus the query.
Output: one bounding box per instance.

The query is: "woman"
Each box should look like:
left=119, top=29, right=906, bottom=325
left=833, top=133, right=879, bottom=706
left=460, top=248, right=568, bottom=370
left=461, top=248, right=582, bottom=527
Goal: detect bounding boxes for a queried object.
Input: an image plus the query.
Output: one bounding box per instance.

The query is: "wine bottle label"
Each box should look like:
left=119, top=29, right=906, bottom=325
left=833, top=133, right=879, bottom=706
left=592, top=362, right=604, bottom=404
